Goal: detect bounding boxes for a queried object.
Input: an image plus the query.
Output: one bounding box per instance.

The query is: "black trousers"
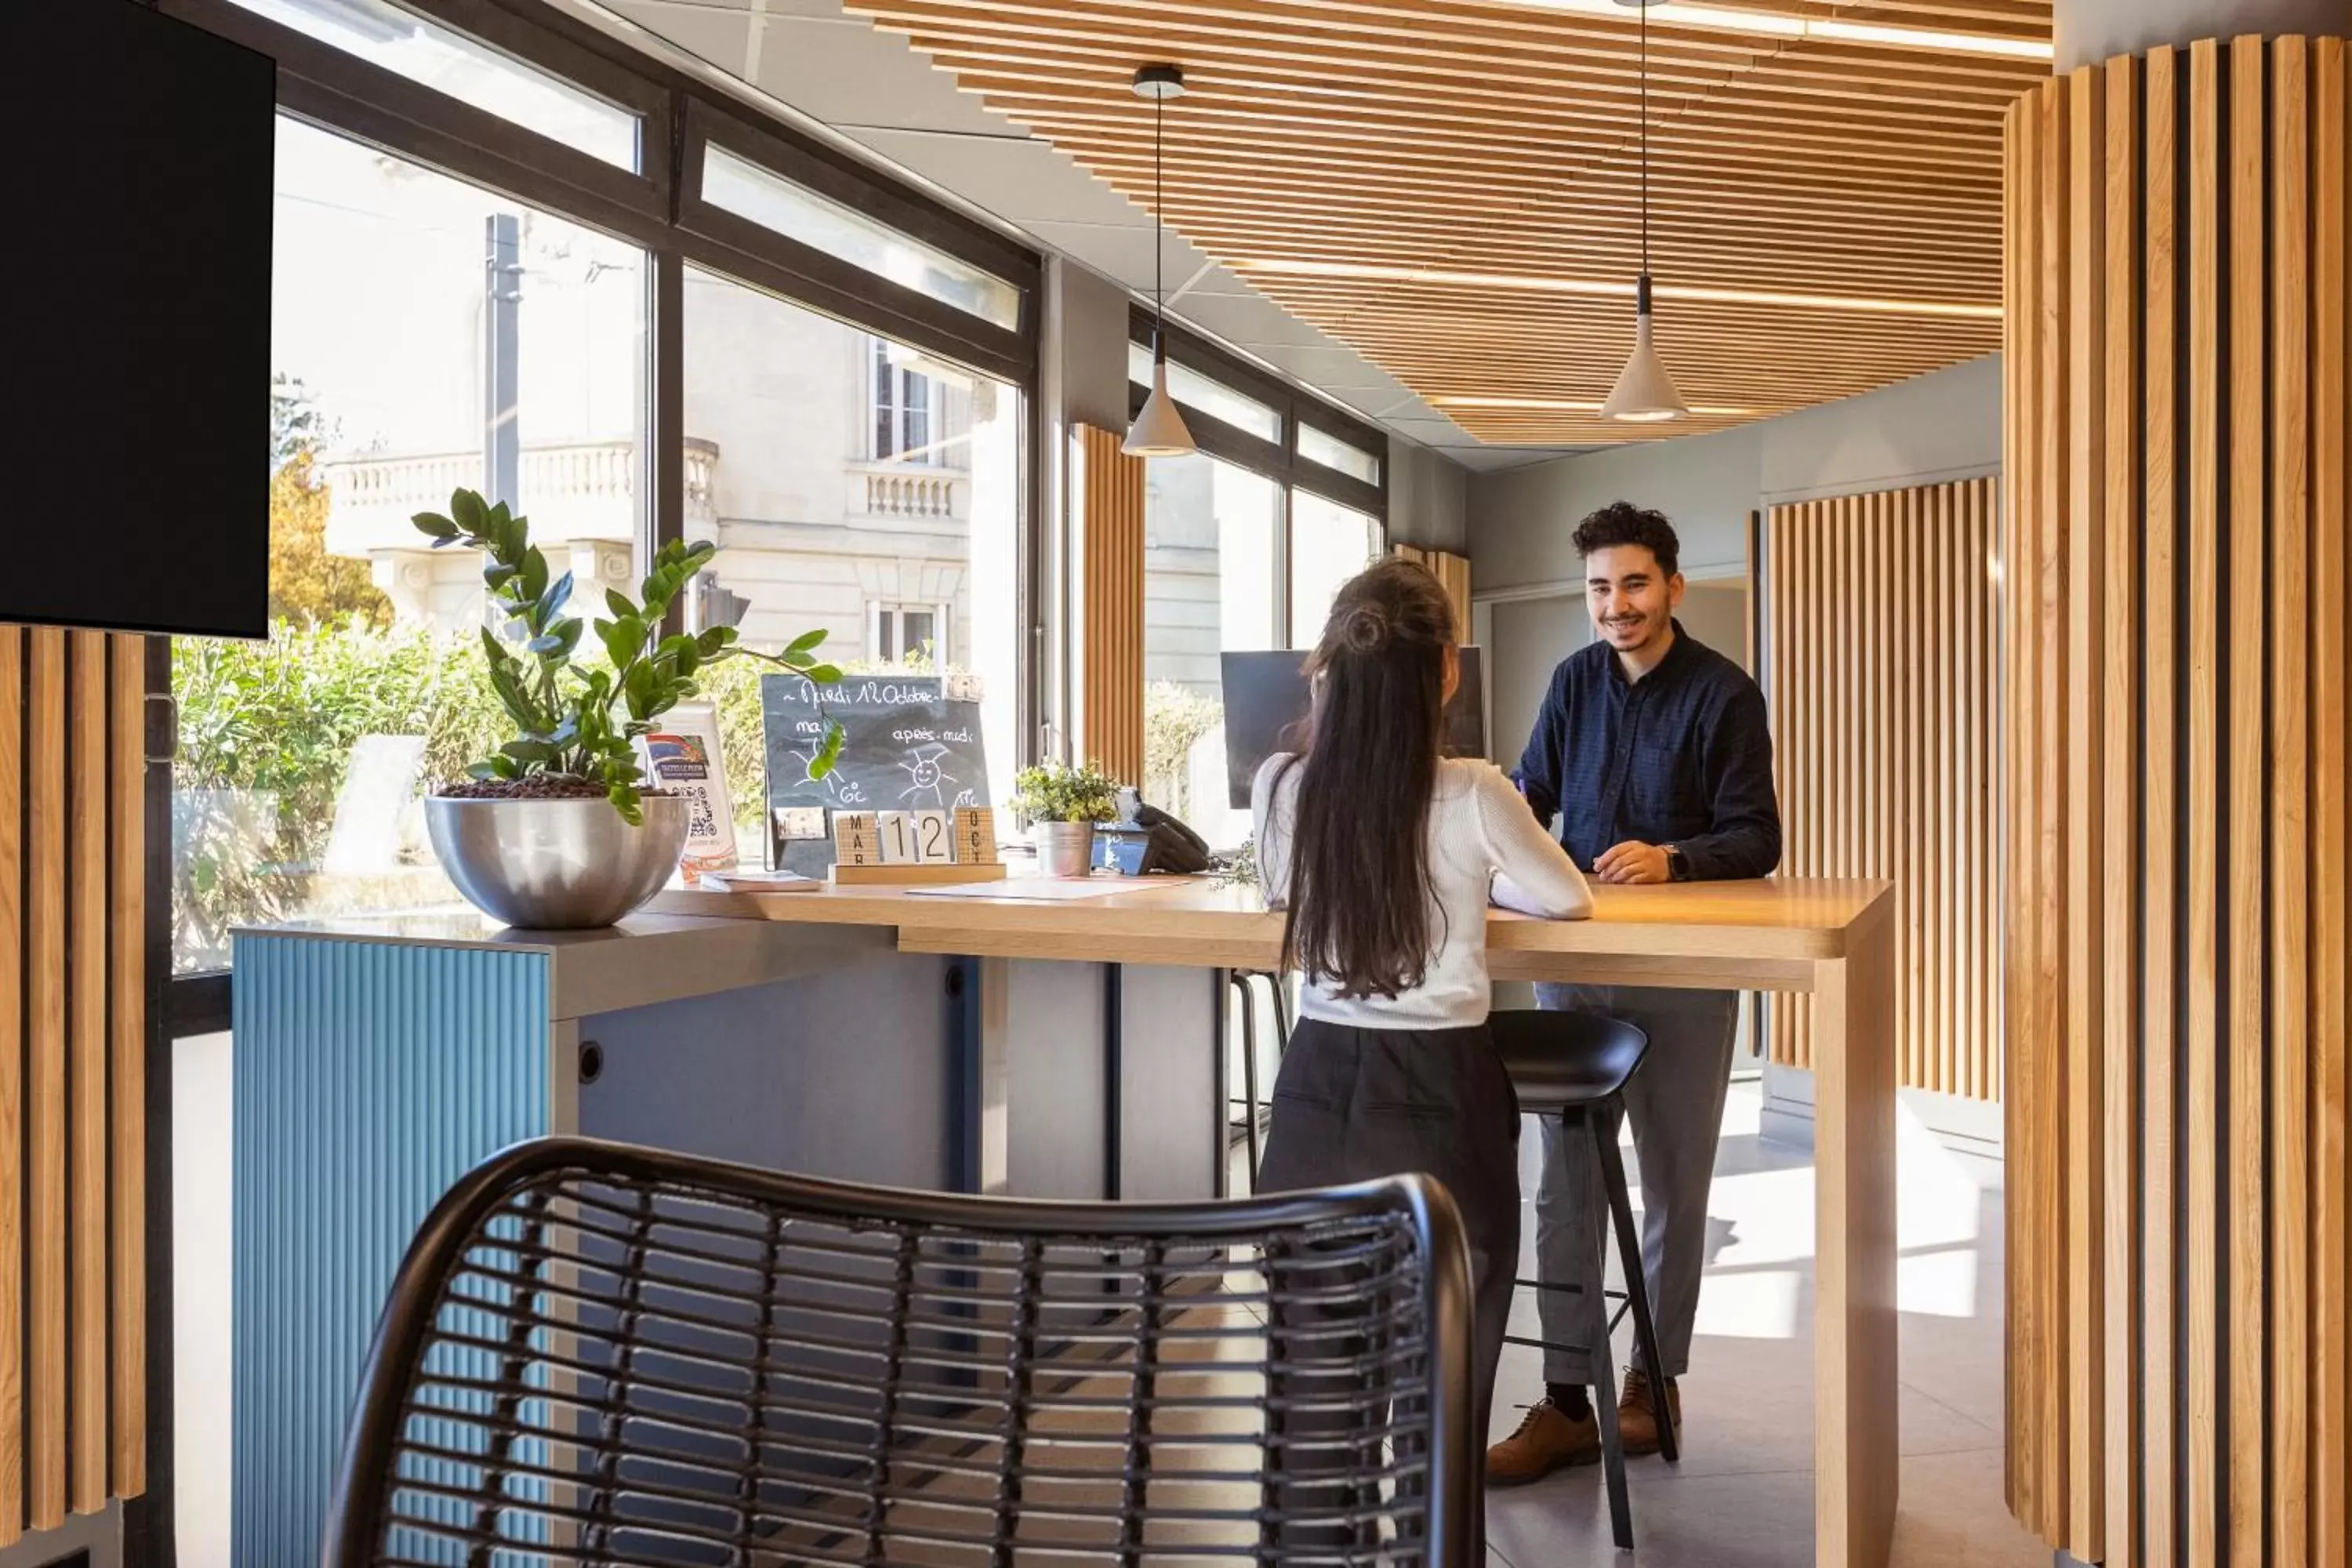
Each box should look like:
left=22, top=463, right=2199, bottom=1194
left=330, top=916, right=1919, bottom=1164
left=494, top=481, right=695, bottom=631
left=1256, top=1018, right=1520, bottom=1553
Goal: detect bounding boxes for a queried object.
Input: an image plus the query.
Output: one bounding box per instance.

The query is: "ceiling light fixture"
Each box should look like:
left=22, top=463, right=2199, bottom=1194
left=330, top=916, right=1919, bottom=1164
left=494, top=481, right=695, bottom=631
left=1431, top=394, right=1761, bottom=416
left=1235, top=258, right=2003, bottom=321
left=1601, top=0, right=1689, bottom=423
left=1123, top=62, right=1196, bottom=459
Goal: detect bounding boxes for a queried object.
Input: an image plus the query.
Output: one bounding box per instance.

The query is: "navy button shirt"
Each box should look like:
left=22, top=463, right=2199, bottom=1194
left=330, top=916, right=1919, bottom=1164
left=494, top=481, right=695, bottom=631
left=1512, top=621, right=1782, bottom=881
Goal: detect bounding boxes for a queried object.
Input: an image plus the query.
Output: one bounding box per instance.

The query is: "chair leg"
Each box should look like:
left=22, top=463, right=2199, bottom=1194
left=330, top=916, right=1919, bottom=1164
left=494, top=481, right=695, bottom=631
left=1592, top=1094, right=1679, bottom=1465
left=1232, top=974, right=1262, bottom=1188
left=1570, top=1107, right=1635, bottom=1552
left=1268, top=973, right=1293, bottom=1060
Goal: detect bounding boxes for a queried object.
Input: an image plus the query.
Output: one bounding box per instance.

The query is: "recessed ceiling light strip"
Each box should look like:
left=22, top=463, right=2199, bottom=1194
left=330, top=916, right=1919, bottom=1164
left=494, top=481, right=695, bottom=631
left=1235, top=256, right=2002, bottom=319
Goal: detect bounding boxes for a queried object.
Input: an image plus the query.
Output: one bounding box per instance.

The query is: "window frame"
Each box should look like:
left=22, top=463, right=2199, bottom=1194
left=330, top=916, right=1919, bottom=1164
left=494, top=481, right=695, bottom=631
left=1130, top=308, right=1390, bottom=647
left=158, top=0, right=1045, bottom=1012
left=869, top=600, right=953, bottom=666
left=1129, top=308, right=1387, bottom=522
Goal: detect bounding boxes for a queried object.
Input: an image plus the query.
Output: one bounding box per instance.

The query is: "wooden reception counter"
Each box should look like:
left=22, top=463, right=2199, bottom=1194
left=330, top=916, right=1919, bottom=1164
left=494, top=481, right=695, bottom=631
left=230, top=876, right=1894, bottom=1568
left=650, top=873, right=1900, bottom=1568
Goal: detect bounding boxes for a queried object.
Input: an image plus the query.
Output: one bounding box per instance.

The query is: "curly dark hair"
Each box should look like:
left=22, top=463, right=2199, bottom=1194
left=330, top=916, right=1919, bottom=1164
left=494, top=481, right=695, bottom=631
left=1571, top=500, right=1681, bottom=577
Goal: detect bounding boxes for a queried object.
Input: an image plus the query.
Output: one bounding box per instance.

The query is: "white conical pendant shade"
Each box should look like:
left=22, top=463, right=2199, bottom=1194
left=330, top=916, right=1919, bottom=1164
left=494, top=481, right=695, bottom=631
left=1601, top=303, right=1689, bottom=424
left=1123, top=356, right=1196, bottom=457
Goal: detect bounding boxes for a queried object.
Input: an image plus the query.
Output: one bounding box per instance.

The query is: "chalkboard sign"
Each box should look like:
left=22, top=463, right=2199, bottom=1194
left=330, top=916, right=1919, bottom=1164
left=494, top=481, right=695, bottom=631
left=760, top=673, right=992, bottom=874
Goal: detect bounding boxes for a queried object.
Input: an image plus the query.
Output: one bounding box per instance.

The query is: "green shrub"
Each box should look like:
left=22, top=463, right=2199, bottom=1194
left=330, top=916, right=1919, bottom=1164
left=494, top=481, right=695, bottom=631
left=1012, top=759, right=1120, bottom=825
left=1142, top=681, right=1221, bottom=822
left=170, top=619, right=511, bottom=967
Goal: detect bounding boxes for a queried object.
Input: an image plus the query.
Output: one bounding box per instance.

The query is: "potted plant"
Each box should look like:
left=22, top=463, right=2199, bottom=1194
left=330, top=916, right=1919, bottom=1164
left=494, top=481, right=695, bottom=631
left=1013, top=759, right=1119, bottom=878
left=413, top=488, right=841, bottom=928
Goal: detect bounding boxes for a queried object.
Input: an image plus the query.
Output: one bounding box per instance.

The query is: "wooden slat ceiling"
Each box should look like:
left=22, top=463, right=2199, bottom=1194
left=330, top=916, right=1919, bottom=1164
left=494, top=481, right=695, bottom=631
left=845, top=0, right=2050, bottom=445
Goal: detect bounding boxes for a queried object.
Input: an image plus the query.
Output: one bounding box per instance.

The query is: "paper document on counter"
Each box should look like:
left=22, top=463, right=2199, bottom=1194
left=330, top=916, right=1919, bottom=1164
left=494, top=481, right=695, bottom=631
left=906, top=874, right=1206, bottom=902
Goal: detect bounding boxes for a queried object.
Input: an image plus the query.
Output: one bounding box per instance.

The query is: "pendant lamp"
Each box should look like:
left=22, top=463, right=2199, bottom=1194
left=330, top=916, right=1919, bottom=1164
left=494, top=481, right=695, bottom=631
left=1124, top=63, right=1197, bottom=458
left=1600, top=0, right=1690, bottom=423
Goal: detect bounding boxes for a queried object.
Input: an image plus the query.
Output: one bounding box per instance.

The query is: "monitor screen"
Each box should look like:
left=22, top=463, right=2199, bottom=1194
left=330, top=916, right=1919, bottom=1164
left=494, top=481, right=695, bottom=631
left=5, top=0, right=274, bottom=638
left=1218, top=647, right=1487, bottom=809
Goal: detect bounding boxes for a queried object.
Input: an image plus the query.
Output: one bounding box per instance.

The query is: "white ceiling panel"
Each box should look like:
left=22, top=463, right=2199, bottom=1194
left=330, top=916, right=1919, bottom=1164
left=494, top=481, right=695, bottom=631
left=1173, top=291, right=1343, bottom=353
left=841, top=127, right=1144, bottom=231
left=1019, top=221, right=1213, bottom=296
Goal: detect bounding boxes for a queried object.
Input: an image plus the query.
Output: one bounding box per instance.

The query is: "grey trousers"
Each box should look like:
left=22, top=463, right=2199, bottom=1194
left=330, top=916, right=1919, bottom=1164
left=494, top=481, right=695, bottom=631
left=1530, top=983, right=1740, bottom=1384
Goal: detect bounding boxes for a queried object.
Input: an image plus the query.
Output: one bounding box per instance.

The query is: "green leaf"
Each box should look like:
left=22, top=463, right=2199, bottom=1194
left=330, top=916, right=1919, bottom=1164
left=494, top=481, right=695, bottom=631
left=542, top=619, right=583, bottom=662
left=604, top=587, right=636, bottom=620
left=501, top=739, right=562, bottom=764
left=606, top=783, right=643, bottom=826
left=466, top=760, right=503, bottom=780
left=451, top=489, right=486, bottom=535
left=809, top=722, right=844, bottom=779
left=782, top=627, right=829, bottom=659
left=518, top=547, right=549, bottom=604
left=596, top=615, right=644, bottom=670
left=802, top=663, right=842, bottom=686
left=412, top=512, right=459, bottom=542
left=485, top=564, right=519, bottom=591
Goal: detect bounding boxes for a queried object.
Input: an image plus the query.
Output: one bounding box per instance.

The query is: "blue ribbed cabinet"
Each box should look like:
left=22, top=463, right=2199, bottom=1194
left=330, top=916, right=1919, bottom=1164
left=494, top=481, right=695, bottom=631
left=230, top=934, right=553, bottom=1568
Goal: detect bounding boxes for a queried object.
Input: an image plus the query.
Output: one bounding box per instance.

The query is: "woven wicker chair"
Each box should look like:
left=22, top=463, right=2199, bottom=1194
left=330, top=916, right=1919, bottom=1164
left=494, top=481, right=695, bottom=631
left=321, top=1136, right=1479, bottom=1566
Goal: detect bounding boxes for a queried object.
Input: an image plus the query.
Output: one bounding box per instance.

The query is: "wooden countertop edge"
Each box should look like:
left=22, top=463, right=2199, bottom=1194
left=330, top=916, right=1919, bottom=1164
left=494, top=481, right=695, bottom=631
left=648, top=880, right=1893, bottom=964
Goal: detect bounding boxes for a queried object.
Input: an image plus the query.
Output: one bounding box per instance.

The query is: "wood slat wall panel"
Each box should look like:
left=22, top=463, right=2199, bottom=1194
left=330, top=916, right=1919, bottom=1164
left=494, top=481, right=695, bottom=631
left=0, top=630, right=147, bottom=1548
left=1076, top=425, right=1145, bottom=785
left=2002, top=36, right=2352, bottom=1567
left=1762, top=477, right=2000, bottom=1102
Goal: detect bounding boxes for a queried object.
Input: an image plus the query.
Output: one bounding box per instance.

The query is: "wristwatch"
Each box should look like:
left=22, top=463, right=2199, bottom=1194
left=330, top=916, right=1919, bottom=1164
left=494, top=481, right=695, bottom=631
left=1664, top=844, right=1690, bottom=882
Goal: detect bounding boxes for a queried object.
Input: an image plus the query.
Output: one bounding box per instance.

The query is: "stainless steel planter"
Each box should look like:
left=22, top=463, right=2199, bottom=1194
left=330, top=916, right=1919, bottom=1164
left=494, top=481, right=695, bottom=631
left=1029, top=820, right=1096, bottom=879
left=425, top=794, right=689, bottom=929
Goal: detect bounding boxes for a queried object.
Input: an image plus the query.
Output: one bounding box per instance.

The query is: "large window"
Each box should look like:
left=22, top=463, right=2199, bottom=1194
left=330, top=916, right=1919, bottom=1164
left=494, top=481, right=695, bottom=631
left=701, top=144, right=1022, bottom=330
left=1130, top=320, right=1388, bottom=848
left=1141, top=456, right=1278, bottom=848
left=1290, top=492, right=1384, bottom=648
left=224, top=0, right=643, bottom=169
left=169, top=117, right=647, bottom=974
left=684, top=267, right=1023, bottom=815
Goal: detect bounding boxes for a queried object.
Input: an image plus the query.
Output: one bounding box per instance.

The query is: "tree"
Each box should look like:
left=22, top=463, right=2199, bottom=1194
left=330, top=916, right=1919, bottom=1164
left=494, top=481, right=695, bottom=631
left=267, top=376, right=390, bottom=628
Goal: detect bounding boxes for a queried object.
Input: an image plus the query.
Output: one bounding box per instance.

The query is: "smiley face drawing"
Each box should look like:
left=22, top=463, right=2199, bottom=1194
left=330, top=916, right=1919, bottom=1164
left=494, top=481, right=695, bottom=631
left=898, top=744, right=958, bottom=807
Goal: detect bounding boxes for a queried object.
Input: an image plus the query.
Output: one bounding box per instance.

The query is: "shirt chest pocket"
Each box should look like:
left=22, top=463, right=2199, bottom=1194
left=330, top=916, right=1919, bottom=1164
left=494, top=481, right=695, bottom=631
left=1632, top=732, right=1704, bottom=814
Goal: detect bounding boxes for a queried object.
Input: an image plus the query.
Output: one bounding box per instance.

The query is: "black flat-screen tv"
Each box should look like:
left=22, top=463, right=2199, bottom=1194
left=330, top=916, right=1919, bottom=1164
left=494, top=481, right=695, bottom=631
left=5, top=0, right=274, bottom=638
left=1218, top=648, right=1487, bottom=809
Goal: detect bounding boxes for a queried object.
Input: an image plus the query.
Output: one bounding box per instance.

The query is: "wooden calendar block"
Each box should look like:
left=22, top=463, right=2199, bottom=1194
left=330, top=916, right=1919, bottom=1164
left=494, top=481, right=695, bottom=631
left=953, top=807, right=999, bottom=865
left=876, top=811, right=920, bottom=865
left=910, top=809, right=954, bottom=863
left=832, top=811, right=880, bottom=868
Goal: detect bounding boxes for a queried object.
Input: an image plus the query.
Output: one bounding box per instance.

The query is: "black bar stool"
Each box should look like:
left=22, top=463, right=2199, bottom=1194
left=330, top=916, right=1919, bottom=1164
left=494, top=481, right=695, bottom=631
left=1226, top=969, right=1293, bottom=1188
left=1489, top=1007, right=1679, bottom=1552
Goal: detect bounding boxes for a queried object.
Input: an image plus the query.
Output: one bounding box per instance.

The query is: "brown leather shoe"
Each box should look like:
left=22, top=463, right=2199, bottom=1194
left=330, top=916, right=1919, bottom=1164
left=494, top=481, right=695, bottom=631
left=1616, top=1369, right=1680, bottom=1456
left=1486, top=1398, right=1602, bottom=1484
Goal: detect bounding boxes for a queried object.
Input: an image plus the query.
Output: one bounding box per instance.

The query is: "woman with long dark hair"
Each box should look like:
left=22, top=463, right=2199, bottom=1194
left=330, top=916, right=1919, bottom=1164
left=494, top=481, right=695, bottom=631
left=1254, top=557, right=1592, bottom=1526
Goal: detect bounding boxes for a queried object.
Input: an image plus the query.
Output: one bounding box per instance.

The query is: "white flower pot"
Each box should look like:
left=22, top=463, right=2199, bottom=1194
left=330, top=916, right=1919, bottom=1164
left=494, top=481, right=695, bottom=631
left=1029, top=820, right=1096, bottom=879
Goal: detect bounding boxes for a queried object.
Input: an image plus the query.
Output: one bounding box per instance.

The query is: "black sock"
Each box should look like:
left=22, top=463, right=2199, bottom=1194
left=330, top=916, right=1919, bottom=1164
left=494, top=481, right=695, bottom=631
left=1545, top=1382, right=1592, bottom=1421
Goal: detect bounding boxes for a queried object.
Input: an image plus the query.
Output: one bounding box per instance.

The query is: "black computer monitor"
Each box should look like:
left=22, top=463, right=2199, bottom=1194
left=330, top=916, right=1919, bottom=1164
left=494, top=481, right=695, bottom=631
left=1218, top=648, right=1487, bottom=808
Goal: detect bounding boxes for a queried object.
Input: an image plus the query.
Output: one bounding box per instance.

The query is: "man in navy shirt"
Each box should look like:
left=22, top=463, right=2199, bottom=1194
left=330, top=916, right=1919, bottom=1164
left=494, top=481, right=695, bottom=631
left=1487, top=501, right=1781, bottom=1484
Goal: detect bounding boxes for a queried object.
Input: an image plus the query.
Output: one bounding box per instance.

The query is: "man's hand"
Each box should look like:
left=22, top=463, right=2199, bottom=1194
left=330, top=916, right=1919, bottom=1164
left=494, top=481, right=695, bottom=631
left=1594, top=841, right=1671, bottom=884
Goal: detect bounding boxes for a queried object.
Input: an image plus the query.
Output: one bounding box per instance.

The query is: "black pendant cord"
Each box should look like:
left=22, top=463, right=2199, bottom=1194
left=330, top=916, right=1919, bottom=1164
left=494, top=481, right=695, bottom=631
left=1153, top=86, right=1167, bottom=361
left=1639, top=2, right=1650, bottom=278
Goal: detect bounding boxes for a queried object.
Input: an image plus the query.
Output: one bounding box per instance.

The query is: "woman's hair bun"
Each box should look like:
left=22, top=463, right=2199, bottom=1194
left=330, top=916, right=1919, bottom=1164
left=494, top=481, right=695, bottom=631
left=1339, top=603, right=1392, bottom=653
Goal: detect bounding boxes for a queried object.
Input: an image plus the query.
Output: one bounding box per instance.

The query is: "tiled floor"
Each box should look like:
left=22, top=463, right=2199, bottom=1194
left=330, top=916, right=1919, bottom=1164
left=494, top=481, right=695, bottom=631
left=1476, top=1083, right=2045, bottom=1567
left=179, top=1029, right=2043, bottom=1567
